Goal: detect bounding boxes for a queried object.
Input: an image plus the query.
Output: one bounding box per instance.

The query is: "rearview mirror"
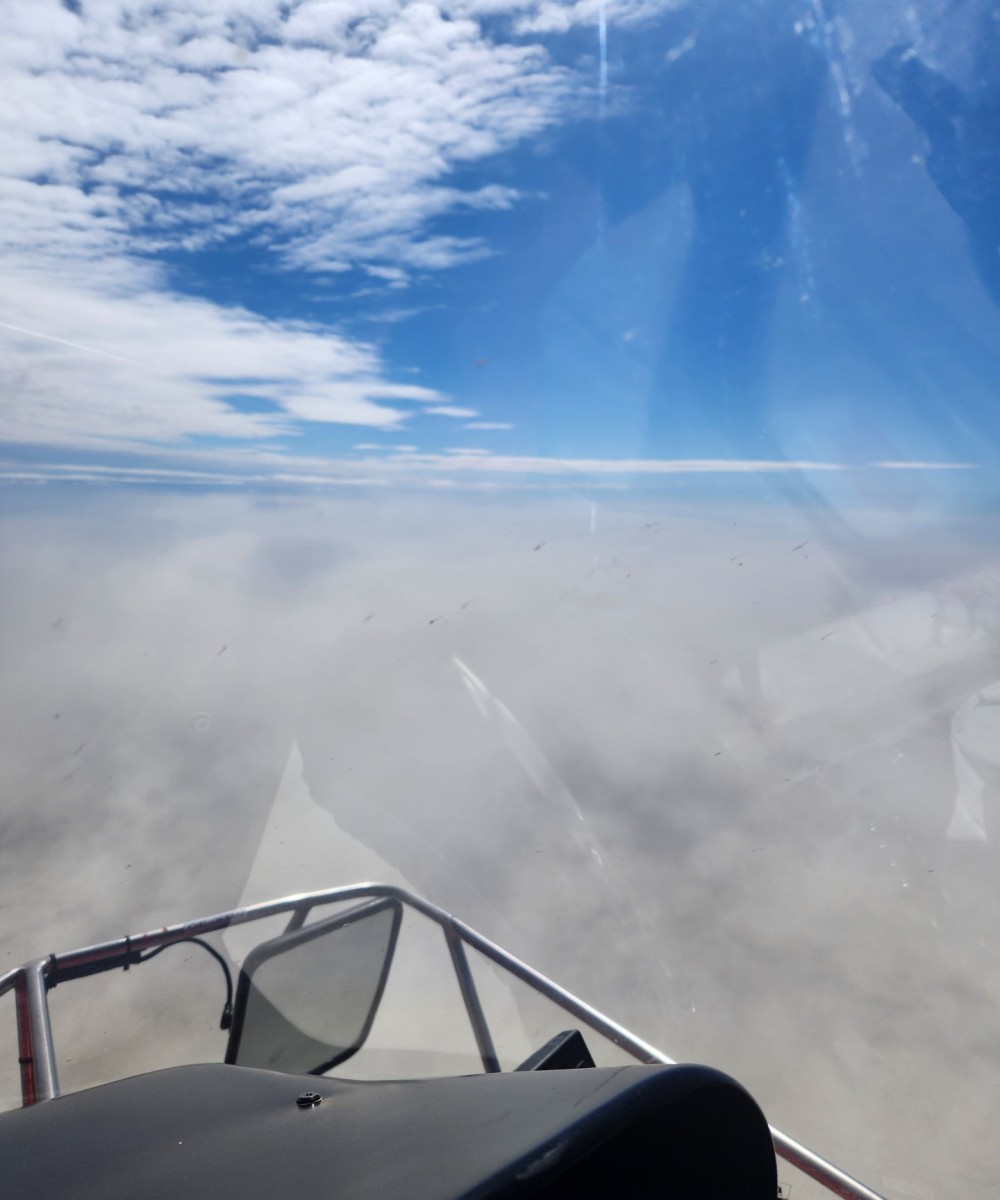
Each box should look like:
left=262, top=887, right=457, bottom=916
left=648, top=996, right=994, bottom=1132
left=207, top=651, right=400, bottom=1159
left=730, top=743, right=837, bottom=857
left=224, top=896, right=402, bottom=1075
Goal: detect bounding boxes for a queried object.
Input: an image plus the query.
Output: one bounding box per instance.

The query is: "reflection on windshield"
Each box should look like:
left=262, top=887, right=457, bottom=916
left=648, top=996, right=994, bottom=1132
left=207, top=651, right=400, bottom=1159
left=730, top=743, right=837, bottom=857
left=2, top=2, right=999, bottom=1197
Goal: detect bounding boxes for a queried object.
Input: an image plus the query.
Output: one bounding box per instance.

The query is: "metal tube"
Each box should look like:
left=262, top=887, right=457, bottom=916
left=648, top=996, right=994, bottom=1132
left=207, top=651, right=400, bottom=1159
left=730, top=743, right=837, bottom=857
left=28, top=881, right=888, bottom=1197
left=0, top=966, right=24, bottom=1000
left=450, top=915, right=673, bottom=1065
left=14, top=973, right=36, bottom=1107
left=447, top=918, right=886, bottom=1200
left=19, top=961, right=59, bottom=1104
left=48, top=883, right=399, bottom=974
left=769, top=1132, right=887, bottom=1200
left=442, top=924, right=501, bottom=1073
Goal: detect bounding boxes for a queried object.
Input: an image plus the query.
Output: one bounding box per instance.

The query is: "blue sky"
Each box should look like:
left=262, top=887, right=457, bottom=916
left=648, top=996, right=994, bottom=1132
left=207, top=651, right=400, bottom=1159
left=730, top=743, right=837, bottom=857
left=1, top=0, right=998, bottom=495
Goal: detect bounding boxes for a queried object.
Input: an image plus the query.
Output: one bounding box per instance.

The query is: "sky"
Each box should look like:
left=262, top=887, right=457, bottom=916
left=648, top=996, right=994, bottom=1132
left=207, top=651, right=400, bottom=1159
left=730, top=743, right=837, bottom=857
left=2, top=0, right=999, bottom=492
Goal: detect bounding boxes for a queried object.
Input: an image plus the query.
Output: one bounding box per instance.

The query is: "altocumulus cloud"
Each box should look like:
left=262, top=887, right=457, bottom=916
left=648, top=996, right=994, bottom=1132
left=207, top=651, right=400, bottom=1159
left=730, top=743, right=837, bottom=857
left=0, top=0, right=686, bottom=464
left=1, top=0, right=585, bottom=275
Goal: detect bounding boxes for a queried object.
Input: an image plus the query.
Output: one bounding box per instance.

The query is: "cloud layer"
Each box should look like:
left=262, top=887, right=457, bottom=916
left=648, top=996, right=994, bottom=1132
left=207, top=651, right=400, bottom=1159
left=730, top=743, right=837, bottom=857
left=0, top=260, right=451, bottom=446
left=2, top=0, right=585, bottom=278
left=2, top=487, right=999, bottom=1198
left=0, top=1, right=670, bottom=456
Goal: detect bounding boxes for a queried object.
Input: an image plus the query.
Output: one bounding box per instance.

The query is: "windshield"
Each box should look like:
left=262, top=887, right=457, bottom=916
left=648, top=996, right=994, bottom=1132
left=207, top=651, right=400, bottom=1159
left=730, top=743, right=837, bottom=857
left=2, top=2, right=999, bottom=1195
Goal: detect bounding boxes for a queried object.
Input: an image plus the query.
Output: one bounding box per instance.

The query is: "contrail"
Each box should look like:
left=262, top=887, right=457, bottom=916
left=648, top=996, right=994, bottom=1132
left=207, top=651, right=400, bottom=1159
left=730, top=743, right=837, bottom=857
left=0, top=318, right=146, bottom=370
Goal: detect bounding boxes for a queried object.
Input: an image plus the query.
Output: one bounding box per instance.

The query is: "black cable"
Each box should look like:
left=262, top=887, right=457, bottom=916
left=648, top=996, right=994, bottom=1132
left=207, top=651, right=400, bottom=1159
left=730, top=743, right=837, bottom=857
left=139, top=937, right=234, bottom=1029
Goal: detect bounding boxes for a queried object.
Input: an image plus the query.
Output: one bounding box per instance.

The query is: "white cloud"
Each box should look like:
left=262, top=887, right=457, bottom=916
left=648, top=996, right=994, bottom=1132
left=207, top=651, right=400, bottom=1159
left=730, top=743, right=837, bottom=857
left=870, top=461, right=977, bottom=470
left=0, top=0, right=691, bottom=459
left=448, top=0, right=682, bottom=34
left=0, top=259, right=446, bottom=449
left=507, top=0, right=683, bottom=36
left=465, top=421, right=513, bottom=430
left=0, top=0, right=576, bottom=280
left=425, top=405, right=480, bottom=418
left=374, top=453, right=852, bottom=475
left=0, top=444, right=977, bottom=492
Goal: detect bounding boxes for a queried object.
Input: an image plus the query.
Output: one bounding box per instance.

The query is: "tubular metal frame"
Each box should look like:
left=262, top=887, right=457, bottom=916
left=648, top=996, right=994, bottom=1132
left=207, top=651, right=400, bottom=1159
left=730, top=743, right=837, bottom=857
left=0, top=882, right=885, bottom=1200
